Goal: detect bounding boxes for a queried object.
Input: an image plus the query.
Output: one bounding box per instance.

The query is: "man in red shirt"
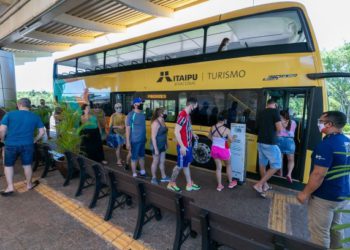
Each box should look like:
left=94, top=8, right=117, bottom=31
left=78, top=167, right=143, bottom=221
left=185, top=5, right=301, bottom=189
left=167, top=97, right=201, bottom=192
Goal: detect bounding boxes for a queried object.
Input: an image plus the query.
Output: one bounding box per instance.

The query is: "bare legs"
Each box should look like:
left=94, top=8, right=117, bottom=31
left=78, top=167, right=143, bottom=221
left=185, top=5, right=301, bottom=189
left=254, top=165, right=279, bottom=192
left=3, top=164, right=34, bottom=192
left=215, top=159, right=222, bottom=186
left=131, top=158, right=145, bottom=176
left=115, top=145, right=122, bottom=165
left=286, top=154, right=295, bottom=180
left=3, top=166, right=14, bottom=192
left=169, top=164, right=192, bottom=187
left=151, top=152, right=166, bottom=179
left=23, top=165, right=34, bottom=189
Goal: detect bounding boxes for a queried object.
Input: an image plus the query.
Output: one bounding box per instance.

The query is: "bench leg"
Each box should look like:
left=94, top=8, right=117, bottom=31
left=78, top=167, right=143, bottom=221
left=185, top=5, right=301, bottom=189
left=63, top=152, right=75, bottom=187
left=104, top=173, right=117, bottom=221
left=41, top=147, right=55, bottom=178
left=75, top=166, right=87, bottom=197
left=173, top=195, right=191, bottom=250
left=89, top=168, right=101, bottom=208
left=200, top=210, right=218, bottom=250
left=63, top=163, right=73, bottom=186
left=133, top=182, right=147, bottom=240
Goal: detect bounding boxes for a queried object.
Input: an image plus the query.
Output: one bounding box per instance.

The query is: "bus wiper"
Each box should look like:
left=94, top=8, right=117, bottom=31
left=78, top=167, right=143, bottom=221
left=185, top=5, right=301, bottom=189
left=307, top=72, right=350, bottom=80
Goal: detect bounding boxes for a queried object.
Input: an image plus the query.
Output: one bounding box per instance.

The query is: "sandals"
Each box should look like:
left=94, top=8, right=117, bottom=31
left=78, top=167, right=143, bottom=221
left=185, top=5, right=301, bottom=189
left=0, top=191, right=14, bottom=197
left=253, top=185, right=266, bottom=198
left=217, top=184, right=224, bottom=192
left=286, top=176, right=293, bottom=184
left=28, top=180, right=40, bottom=190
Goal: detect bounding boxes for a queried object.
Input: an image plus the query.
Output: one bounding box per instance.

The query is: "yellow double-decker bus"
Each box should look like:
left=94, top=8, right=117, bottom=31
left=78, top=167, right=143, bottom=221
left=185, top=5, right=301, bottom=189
left=54, top=2, right=332, bottom=185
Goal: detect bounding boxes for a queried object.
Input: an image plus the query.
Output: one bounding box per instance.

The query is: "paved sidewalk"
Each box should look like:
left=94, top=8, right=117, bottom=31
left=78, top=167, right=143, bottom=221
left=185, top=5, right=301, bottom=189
left=1, top=146, right=349, bottom=249
left=0, top=178, right=115, bottom=250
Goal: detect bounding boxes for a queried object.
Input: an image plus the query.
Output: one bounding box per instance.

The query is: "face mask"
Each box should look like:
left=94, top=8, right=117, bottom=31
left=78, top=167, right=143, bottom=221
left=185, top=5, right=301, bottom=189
left=162, top=114, right=168, bottom=120
left=115, top=107, right=122, bottom=112
left=137, top=103, right=144, bottom=110
left=317, top=123, right=325, bottom=133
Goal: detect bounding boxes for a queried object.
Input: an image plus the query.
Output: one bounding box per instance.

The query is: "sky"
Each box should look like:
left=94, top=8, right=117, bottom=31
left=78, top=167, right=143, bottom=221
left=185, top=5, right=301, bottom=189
left=14, top=0, right=350, bottom=92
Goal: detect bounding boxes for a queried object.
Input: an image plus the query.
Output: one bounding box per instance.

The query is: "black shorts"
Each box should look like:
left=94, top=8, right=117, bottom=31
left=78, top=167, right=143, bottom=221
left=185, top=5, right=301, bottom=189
left=44, top=123, right=50, bottom=130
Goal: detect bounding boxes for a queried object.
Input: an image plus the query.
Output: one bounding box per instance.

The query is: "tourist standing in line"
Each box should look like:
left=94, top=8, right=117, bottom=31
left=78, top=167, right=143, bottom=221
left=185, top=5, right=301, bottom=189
left=150, top=108, right=170, bottom=185
left=0, top=98, right=44, bottom=196
left=209, top=111, right=237, bottom=191
left=167, top=97, right=201, bottom=192
left=253, top=99, right=283, bottom=198
left=276, top=110, right=297, bottom=183
left=297, top=111, right=350, bottom=249
left=108, top=103, right=126, bottom=166
left=126, top=98, right=147, bottom=177
left=80, top=104, right=107, bottom=164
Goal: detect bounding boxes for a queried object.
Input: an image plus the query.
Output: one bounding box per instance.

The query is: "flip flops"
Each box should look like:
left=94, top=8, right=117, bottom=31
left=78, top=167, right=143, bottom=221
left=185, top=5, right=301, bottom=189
left=0, top=191, right=14, bottom=197
left=253, top=185, right=266, bottom=198
left=28, top=180, right=40, bottom=190
left=286, top=176, right=293, bottom=184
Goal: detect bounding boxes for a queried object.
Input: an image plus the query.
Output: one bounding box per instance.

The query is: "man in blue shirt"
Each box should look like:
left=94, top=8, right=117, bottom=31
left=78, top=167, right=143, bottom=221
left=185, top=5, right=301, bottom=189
left=297, top=111, right=350, bottom=249
left=0, top=98, right=45, bottom=196
left=126, top=97, right=147, bottom=178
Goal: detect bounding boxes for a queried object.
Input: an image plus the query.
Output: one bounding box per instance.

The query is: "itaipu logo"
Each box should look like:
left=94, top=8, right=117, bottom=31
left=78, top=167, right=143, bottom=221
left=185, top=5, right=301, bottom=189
left=157, top=71, right=198, bottom=85
left=157, top=71, right=172, bottom=82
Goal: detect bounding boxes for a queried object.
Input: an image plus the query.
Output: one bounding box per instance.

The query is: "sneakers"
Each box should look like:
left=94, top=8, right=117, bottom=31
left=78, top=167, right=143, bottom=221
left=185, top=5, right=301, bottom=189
left=151, top=178, right=159, bottom=185
left=216, top=184, right=224, bottom=192
left=139, top=170, right=147, bottom=178
left=160, top=176, right=170, bottom=183
left=167, top=184, right=181, bottom=192
left=186, top=183, right=201, bottom=191
left=228, top=180, right=238, bottom=189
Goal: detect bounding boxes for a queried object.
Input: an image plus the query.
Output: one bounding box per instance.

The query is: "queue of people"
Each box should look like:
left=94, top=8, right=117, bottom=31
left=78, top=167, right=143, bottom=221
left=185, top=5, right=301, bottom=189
left=0, top=96, right=349, bottom=249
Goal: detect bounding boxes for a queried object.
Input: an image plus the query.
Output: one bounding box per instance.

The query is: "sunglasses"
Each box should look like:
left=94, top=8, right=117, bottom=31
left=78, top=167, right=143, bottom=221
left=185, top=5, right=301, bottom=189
left=317, top=119, right=333, bottom=125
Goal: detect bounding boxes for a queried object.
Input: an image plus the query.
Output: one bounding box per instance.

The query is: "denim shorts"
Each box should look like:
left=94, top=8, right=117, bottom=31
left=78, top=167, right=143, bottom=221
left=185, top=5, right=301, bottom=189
left=4, top=144, right=34, bottom=166
left=277, top=137, right=295, bottom=155
left=258, top=143, right=282, bottom=169
left=131, top=141, right=145, bottom=161
left=177, top=145, right=193, bottom=168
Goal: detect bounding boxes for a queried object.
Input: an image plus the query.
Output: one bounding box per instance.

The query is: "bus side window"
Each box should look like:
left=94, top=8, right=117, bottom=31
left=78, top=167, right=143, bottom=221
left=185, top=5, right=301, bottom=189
left=226, top=90, right=258, bottom=133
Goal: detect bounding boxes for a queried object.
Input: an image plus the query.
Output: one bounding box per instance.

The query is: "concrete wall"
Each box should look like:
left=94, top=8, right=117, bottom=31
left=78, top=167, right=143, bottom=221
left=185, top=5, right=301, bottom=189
left=0, top=50, right=16, bottom=108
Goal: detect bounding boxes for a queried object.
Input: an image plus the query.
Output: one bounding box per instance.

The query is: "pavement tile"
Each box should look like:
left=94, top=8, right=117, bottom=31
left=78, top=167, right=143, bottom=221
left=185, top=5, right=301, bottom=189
left=125, top=240, right=147, bottom=250
left=112, top=234, right=134, bottom=249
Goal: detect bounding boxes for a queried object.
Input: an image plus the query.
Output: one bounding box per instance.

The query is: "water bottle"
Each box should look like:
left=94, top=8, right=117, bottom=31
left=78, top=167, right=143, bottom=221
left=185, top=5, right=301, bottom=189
left=193, top=138, right=198, bottom=149
left=179, top=154, right=184, bottom=168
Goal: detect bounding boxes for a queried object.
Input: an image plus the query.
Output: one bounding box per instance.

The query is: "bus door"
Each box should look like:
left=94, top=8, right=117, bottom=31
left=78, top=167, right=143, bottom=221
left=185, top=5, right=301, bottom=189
left=264, top=88, right=311, bottom=182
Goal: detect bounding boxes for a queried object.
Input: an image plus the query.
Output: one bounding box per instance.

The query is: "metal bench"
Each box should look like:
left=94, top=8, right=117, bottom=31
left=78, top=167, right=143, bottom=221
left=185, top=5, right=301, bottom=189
left=40, top=144, right=58, bottom=178
left=132, top=179, right=196, bottom=250
left=103, top=168, right=135, bottom=221
left=189, top=203, right=326, bottom=250
left=75, top=155, right=96, bottom=197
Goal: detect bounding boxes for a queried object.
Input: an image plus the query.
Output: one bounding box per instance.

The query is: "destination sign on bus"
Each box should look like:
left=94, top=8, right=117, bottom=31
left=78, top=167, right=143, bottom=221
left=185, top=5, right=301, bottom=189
left=147, top=94, right=167, bottom=99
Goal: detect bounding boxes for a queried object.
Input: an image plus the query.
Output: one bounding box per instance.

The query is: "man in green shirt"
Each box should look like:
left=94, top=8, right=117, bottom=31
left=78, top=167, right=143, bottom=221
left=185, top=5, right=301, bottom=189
left=37, top=99, right=52, bottom=139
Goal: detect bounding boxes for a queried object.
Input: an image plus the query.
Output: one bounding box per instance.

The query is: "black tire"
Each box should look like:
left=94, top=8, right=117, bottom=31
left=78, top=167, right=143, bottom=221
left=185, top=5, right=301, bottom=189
left=192, top=137, right=215, bottom=170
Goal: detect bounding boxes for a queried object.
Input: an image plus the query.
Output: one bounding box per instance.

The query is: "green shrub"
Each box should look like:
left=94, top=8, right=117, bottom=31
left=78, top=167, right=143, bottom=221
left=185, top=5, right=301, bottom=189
left=55, top=104, right=90, bottom=154
left=343, top=124, right=350, bottom=134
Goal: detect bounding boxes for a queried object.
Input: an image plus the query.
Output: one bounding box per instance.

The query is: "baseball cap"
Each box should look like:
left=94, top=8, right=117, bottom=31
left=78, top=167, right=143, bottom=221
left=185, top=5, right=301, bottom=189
left=133, top=97, right=143, bottom=104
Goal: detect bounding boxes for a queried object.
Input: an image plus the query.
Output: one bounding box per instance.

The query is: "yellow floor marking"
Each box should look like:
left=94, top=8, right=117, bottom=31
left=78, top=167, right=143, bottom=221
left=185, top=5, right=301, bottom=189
left=33, top=183, right=153, bottom=250
left=268, top=192, right=287, bottom=233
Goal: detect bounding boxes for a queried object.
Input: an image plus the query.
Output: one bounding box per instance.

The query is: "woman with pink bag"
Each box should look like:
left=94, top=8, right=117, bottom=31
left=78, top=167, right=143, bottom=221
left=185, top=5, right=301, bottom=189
left=209, top=111, right=237, bottom=191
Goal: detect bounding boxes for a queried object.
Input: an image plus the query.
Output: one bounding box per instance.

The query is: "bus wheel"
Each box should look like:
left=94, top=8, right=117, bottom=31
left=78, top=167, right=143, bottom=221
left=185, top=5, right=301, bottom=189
left=192, top=137, right=214, bottom=169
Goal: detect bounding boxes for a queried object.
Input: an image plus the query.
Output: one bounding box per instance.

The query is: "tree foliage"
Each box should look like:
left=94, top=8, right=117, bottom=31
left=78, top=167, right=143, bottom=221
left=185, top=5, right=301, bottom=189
left=322, top=43, right=350, bottom=123
left=16, top=91, right=54, bottom=108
